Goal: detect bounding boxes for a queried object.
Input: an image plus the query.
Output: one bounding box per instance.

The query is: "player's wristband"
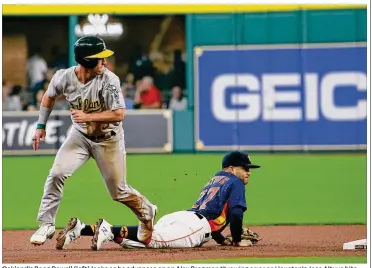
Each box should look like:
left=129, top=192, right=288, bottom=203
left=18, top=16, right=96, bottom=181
left=37, top=124, right=46, bottom=130
left=37, top=105, right=52, bottom=126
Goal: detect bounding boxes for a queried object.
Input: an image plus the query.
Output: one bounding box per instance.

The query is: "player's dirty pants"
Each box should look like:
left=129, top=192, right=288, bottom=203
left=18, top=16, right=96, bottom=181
left=36, top=127, right=153, bottom=225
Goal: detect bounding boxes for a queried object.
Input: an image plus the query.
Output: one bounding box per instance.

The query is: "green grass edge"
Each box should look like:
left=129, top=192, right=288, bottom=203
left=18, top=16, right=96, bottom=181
left=174, top=256, right=367, bottom=264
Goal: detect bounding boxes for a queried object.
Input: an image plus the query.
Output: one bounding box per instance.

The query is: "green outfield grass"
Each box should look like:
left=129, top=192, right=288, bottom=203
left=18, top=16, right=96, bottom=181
left=2, top=153, right=367, bottom=229
left=177, top=256, right=367, bottom=264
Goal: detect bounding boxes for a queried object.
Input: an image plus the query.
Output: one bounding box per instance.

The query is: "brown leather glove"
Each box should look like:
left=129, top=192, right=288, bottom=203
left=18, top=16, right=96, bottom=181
left=225, top=227, right=261, bottom=245
left=221, top=237, right=253, bottom=247
left=233, top=240, right=253, bottom=247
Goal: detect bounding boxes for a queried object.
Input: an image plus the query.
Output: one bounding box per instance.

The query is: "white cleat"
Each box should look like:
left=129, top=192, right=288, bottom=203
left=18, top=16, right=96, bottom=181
left=56, top=217, right=85, bottom=250
left=137, top=204, right=158, bottom=243
left=120, top=238, right=146, bottom=249
left=30, top=223, right=56, bottom=245
left=91, top=219, right=114, bottom=251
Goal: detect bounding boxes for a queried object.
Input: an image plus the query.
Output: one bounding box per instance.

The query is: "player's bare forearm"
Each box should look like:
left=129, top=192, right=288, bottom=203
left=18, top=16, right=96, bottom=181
left=40, top=93, right=56, bottom=110
left=80, top=108, right=125, bottom=123
left=32, top=93, right=56, bottom=151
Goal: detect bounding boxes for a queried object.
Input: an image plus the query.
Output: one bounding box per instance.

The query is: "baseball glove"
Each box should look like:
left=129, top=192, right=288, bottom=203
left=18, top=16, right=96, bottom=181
left=225, top=227, right=261, bottom=245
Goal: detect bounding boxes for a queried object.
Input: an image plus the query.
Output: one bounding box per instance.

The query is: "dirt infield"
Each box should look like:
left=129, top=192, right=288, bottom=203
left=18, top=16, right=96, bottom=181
left=3, top=225, right=367, bottom=263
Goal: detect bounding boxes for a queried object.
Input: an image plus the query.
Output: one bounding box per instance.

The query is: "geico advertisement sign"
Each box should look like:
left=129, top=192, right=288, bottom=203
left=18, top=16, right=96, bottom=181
left=212, top=71, right=366, bottom=122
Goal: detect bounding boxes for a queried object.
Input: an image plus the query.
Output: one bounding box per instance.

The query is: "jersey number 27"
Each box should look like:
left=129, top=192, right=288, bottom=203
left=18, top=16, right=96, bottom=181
left=192, top=187, right=219, bottom=210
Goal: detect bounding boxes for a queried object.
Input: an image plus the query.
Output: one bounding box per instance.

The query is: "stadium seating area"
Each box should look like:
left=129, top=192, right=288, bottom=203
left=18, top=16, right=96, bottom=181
left=2, top=15, right=187, bottom=112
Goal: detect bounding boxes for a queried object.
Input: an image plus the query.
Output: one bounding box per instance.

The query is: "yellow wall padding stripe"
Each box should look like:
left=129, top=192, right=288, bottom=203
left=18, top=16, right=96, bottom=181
left=2, top=4, right=367, bottom=15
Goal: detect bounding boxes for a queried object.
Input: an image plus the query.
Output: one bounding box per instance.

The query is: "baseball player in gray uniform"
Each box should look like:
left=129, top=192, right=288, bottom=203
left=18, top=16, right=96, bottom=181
left=30, top=36, right=157, bottom=247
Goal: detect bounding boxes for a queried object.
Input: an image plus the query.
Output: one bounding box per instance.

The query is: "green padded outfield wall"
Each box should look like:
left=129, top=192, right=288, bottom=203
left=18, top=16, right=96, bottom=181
left=188, top=9, right=366, bottom=47
left=174, top=8, right=367, bottom=152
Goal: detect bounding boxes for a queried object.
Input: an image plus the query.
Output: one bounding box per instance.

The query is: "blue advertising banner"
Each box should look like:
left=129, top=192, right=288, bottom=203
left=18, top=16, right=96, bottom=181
left=194, top=44, right=367, bottom=151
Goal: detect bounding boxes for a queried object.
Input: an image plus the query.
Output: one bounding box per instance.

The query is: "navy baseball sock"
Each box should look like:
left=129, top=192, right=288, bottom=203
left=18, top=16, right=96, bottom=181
left=112, top=226, right=140, bottom=242
left=80, top=224, right=95, bottom=236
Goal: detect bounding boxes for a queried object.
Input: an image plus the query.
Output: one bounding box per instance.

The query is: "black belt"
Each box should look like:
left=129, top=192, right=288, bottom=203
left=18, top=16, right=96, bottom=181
left=79, top=130, right=116, bottom=142
left=194, top=212, right=211, bottom=239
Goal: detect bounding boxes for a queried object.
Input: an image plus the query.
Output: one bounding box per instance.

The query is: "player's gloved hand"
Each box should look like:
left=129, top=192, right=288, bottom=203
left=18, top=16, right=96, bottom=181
left=225, top=227, right=261, bottom=245
left=233, top=240, right=253, bottom=247
left=221, top=237, right=253, bottom=247
left=241, top=227, right=260, bottom=244
left=32, top=129, right=46, bottom=151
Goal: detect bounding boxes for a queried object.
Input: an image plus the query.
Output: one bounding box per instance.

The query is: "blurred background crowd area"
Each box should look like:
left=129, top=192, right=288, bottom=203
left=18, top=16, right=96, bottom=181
left=2, top=15, right=188, bottom=112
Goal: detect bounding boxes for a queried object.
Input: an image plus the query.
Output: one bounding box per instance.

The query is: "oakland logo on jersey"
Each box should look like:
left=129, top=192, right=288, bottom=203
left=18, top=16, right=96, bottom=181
left=69, top=89, right=105, bottom=113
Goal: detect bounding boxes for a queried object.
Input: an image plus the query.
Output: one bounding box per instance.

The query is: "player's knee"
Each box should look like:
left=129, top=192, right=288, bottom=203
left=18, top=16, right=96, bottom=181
left=49, top=168, right=67, bottom=182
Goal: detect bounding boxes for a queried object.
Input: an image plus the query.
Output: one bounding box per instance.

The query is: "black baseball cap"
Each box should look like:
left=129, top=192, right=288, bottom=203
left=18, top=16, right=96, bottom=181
left=222, top=151, right=260, bottom=170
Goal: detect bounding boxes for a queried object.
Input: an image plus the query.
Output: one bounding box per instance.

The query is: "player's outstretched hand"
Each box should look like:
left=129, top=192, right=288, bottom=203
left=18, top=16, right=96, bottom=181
left=32, top=129, right=46, bottom=151
left=71, top=109, right=90, bottom=123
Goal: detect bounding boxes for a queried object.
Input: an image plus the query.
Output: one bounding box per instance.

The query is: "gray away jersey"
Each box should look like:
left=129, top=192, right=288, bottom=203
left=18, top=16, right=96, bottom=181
left=46, top=66, right=125, bottom=136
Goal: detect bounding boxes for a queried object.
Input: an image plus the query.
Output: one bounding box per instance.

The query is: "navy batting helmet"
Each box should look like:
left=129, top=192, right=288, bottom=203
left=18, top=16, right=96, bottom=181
left=222, top=151, right=260, bottom=170
left=74, top=36, right=114, bottom=68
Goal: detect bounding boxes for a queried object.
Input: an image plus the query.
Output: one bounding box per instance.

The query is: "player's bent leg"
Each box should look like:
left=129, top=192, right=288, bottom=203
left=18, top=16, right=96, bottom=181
left=56, top=217, right=85, bottom=250
left=31, top=129, right=90, bottom=246
left=92, top=135, right=157, bottom=243
left=109, top=185, right=157, bottom=243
